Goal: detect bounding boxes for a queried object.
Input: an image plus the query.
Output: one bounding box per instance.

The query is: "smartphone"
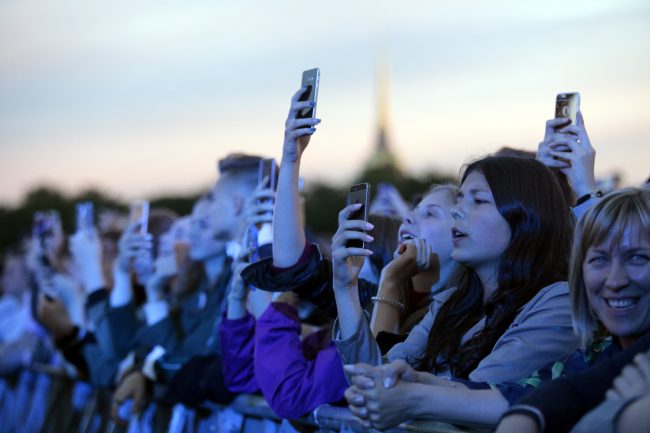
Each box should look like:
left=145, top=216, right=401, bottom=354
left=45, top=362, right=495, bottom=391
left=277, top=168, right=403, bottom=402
left=258, top=158, right=277, bottom=191
left=75, top=202, right=94, bottom=233
left=555, top=92, right=580, bottom=125
left=129, top=200, right=150, bottom=235
left=296, top=68, right=320, bottom=119
left=346, top=183, right=371, bottom=249
left=32, top=210, right=58, bottom=269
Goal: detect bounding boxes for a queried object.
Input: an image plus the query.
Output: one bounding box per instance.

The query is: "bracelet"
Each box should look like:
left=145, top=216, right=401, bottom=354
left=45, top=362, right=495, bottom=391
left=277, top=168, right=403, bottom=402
left=371, top=296, right=405, bottom=312
left=500, top=405, right=545, bottom=432
left=572, top=189, right=603, bottom=209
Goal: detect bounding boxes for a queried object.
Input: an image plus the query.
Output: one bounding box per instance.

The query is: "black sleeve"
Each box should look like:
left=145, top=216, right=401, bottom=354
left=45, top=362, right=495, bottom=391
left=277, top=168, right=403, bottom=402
left=516, top=330, right=650, bottom=433
left=241, top=243, right=378, bottom=319
left=162, top=354, right=236, bottom=407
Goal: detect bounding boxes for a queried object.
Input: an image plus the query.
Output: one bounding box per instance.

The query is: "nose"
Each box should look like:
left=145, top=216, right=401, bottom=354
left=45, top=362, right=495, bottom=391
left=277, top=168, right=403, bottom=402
left=450, top=202, right=463, bottom=220
left=605, top=260, right=630, bottom=292
left=404, top=212, right=414, bottom=225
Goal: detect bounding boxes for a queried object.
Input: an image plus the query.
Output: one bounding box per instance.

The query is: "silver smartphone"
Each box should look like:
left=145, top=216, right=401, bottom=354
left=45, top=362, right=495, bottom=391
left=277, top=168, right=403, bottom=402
left=346, top=183, right=371, bottom=249
left=297, top=68, right=320, bottom=119
left=555, top=92, right=580, bottom=125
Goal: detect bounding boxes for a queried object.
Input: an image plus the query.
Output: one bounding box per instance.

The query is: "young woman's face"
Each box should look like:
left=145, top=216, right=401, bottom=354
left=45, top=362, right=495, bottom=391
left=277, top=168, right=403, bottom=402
left=450, top=170, right=511, bottom=278
left=398, top=189, right=455, bottom=266
left=584, top=224, right=650, bottom=346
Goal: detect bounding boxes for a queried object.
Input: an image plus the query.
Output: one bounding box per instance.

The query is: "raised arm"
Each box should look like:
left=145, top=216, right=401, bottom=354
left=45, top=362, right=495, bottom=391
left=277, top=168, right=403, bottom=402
left=273, top=87, right=321, bottom=267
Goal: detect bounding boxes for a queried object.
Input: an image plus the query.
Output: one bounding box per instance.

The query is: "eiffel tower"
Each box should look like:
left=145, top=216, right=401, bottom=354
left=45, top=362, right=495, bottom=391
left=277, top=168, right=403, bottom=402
left=363, top=52, right=401, bottom=179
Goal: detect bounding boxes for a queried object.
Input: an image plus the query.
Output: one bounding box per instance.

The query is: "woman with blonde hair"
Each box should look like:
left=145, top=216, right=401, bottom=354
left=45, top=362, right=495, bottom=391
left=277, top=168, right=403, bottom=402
left=497, top=187, right=650, bottom=433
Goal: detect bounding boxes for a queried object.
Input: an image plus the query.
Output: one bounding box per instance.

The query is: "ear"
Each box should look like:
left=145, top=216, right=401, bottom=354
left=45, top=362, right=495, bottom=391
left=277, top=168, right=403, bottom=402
left=233, top=194, right=245, bottom=216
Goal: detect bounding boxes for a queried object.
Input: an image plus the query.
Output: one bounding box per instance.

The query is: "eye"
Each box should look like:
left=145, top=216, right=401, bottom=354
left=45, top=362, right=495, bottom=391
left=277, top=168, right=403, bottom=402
left=587, top=256, right=608, bottom=265
left=629, top=254, right=650, bottom=265
left=474, top=198, right=488, bottom=205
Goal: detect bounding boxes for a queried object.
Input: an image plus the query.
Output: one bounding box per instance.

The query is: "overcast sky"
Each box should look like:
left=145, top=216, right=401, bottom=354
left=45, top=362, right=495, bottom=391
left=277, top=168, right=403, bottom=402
left=1, top=0, right=648, bottom=205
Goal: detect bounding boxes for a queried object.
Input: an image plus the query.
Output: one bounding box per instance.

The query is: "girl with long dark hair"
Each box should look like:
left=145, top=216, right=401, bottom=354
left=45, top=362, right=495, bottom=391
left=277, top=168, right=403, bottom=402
left=332, top=155, right=578, bottom=428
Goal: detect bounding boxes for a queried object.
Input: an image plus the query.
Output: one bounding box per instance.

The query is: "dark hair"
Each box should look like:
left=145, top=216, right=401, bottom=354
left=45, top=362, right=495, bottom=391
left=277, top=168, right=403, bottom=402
left=366, top=214, right=401, bottom=273
left=415, top=155, right=573, bottom=377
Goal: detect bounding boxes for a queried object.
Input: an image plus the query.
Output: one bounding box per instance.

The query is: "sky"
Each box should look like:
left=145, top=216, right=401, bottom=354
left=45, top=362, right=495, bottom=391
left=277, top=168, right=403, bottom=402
left=1, top=0, right=649, bottom=206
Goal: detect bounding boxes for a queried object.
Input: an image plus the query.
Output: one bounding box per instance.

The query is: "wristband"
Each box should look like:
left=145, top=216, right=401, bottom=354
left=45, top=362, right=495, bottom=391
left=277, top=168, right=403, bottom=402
left=500, top=404, right=545, bottom=432
left=371, top=296, right=405, bottom=312
left=572, top=190, right=603, bottom=209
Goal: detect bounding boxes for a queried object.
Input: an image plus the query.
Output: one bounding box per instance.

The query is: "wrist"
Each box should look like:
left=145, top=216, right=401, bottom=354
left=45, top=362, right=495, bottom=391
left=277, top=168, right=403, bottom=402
left=82, top=265, right=106, bottom=294
left=572, top=179, right=597, bottom=198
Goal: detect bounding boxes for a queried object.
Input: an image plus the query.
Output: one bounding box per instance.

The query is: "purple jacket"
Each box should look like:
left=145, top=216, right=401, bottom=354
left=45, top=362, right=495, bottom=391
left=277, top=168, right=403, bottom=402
left=219, top=302, right=348, bottom=419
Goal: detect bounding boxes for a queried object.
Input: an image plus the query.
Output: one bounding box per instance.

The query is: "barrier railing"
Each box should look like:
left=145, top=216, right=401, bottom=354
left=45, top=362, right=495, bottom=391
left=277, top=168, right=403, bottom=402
left=0, top=366, right=495, bottom=433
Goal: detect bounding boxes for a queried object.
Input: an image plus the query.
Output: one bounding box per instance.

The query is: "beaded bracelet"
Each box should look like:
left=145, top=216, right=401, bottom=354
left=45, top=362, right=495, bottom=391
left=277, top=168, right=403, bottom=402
left=370, top=296, right=405, bottom=312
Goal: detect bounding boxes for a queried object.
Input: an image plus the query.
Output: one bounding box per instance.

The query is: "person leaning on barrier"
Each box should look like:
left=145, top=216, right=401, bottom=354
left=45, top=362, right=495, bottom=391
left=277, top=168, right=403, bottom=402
left=110, top=154, right=267, bottom=416
left=338, top=156, right=579, bottom=429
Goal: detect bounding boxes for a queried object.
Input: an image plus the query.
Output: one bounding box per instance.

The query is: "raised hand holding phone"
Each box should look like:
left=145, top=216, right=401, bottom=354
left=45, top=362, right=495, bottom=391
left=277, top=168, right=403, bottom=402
left=283, top=68, right=321, bottom=163
left=538, top=92, right=596, bottom=198
left=332, top=183, right=374, bottom=290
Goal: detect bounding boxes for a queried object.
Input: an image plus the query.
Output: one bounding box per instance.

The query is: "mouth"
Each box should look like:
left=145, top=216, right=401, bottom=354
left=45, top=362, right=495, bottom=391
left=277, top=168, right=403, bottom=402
left=451, top=228, right=467, bottom=240
left=399, top=230, right=416, bottom=243
left=605, top=297, right=639, bottom=310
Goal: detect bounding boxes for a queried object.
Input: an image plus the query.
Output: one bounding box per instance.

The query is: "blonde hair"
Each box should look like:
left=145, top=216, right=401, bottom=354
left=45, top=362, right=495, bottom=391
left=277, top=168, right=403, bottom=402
left=570, top=187, right=650, bottom=349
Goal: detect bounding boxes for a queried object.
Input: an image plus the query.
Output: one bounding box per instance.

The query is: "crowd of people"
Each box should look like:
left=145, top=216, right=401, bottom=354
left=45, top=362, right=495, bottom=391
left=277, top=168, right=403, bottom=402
left=1, top=86, right=650, bottom=433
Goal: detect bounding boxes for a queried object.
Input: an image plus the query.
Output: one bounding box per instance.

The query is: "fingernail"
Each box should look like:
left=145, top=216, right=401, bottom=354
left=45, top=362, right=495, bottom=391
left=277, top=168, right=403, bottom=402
left=383, top=378, right=392, bottom=388
left=355, top=396, right=363, bottom=404
left=315, top=118, right=322, bottom=123
left=366, top=223, right=374, bottom=229
left=310, top=102, right=316, bottom=106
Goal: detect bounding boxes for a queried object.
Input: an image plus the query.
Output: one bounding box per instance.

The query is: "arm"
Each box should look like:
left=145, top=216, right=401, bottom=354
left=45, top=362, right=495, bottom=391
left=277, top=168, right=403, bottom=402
left=347, top=375, right=508, bottom=429
left=536, top=112, right=598, bottom=220
left=254, top=302, right=349, bottom=419
left=273, top=88, right=321, bottom=267
left=370, top=240, right=430, bottom=336
left=332, top=204, right=374, bottom=339
left=506, top=330, right=650, bottom=433
left=219, top=312, right=259, bottom=394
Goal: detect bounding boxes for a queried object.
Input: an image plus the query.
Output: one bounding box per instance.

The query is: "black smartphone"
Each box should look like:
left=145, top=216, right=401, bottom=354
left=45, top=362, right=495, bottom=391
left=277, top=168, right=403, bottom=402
left=346, top=183, right=371, bottom=249
left=555, top=92, right=580, bottom=125
left=296, top=68, right=320, bottom=120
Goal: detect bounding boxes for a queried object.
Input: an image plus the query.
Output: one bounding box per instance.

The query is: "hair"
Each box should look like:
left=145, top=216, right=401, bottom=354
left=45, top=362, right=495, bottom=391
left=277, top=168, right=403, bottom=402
left=570, top=187, right=650, bottom=349
left=400, top=183, right=460, bottom=330
left=366, top=214, right=401, bottom=273
left=148, top=208, right=178, bottom=258
left=415, top=155, right=573, bottom=377
left=215, top=153, right=266, bottom=196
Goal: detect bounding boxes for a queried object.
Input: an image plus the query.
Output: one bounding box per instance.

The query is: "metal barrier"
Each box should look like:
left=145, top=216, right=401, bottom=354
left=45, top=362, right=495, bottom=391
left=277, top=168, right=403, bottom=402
left=0, top=367, right=494, bottom=433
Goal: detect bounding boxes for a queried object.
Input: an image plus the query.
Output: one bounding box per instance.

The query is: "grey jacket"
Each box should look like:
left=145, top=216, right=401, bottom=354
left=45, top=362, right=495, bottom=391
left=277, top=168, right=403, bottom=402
left=334, top=281, right=579, bottom=384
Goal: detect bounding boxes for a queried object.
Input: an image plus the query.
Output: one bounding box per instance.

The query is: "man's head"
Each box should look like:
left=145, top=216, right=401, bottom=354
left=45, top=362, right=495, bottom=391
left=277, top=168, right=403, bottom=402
left=189, top=154, right=262, bottom=262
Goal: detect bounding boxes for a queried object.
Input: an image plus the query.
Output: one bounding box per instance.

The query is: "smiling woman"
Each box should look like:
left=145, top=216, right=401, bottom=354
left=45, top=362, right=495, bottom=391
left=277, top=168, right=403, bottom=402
left=571, top=187, right=650, bottom=351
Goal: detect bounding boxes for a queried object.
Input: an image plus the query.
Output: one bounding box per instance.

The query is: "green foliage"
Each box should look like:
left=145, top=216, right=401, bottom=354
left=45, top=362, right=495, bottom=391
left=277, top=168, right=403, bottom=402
left=304, top=166, right=454, bottom=237
left=0, top=186, right=202, bottom=253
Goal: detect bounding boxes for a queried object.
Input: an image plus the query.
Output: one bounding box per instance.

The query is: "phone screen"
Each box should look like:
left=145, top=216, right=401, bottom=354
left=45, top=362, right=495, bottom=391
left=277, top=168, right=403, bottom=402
left=129, top=201, right=150, bottom=235
left=346, top=183, right=370, bottom=249
left=555, top=92, right=580, bottom=125
left=297, top=68, right=320, bottom=119
left=258, top=158, right=277, bottom=191
left=75, top=202, right=94, bottom=233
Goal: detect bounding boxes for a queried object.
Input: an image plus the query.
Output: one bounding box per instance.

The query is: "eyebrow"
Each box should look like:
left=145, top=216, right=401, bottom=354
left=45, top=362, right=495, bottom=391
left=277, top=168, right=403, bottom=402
left=457, top=188, right=491, bottom=198
left=420, top=204, right=443, bottom=212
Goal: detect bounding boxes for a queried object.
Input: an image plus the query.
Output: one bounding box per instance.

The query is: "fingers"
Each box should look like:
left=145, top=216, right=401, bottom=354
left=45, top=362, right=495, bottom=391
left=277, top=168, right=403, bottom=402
left=545, top=117, right=571, bottom=136
left=344, top=386, right=366, bottom=407
left=337, top=203, right=368, bottom=226
left=350, top=374, right=376, bottom=390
